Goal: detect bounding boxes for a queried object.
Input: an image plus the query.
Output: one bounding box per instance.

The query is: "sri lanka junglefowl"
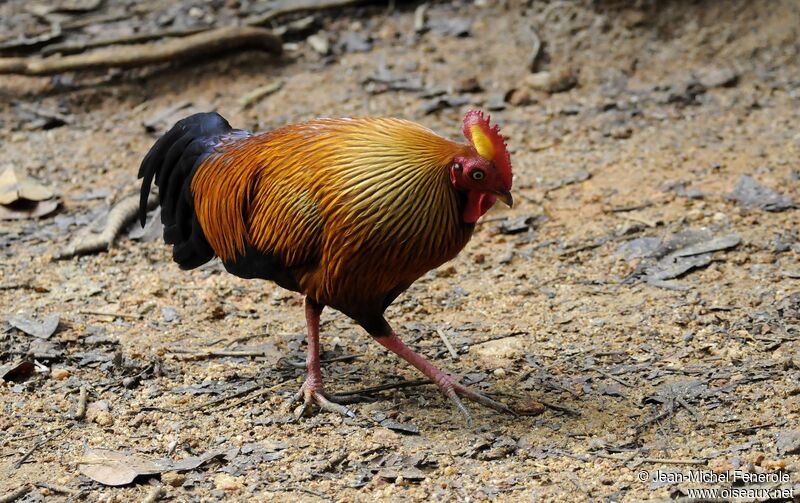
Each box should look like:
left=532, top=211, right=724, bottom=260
left=138, top=109, right=514, bottom=424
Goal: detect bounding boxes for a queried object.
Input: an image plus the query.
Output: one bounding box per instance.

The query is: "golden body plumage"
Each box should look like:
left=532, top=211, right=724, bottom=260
left=190, top=117, right=475, bottom=316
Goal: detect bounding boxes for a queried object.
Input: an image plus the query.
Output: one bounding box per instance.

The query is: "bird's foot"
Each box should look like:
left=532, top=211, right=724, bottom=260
left=289, top=379, right=356, bottom=419
left=435, top=373, right=517, bottom=426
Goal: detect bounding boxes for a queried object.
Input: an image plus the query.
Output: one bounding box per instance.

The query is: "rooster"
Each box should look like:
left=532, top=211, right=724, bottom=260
left=139, top=110, right=514, bottom=424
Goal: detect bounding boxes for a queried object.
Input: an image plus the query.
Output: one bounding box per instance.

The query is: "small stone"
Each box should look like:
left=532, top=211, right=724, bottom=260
left=525, top=68, right=577, bottom=93
left=455, top=77, right=483, bottom=93
left=87, top=400, right=114, bottom=426
left=435, top=266, right=457, bottom=278
left=493, top=368, right=507, bottom=378
left=215, top=473, right=243, bottom=492
left=51, top=368, right=70, bottom=380
left=187, top=7, right=204, bottom=18
left=514, top=399, right=545, bottom=416
left=162, top=471, right=186, bottom=487
left=697, top=67, right=739, bottom=88
left=609, top=126, right=632, bottom=139
left=507, top=88, right=533, bottom=106
left=307, top=34, right=330, bottom=55
left=775, top=430, right=800, bottom=455
left=90, top=410, right=114, bottom=426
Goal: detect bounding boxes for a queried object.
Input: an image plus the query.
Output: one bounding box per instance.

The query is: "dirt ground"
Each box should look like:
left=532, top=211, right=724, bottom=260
left=1, top=0, right=799, bottom=501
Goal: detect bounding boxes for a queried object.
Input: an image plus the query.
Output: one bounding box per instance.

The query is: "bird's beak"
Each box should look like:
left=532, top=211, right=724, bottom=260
left=495, top=190, right=513, bottom=208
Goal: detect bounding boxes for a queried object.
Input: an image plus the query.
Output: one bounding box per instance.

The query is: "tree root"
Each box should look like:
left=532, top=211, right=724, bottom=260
left=0, top=26, right=281, bottom=76
left=55, top=192, right=158, bottom=260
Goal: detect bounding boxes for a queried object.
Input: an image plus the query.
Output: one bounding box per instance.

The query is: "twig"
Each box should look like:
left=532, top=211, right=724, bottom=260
left=589, top=367, right=633, bottom=388
left=263, top=486, right=332, bottom=502
left=74, top=386, right=88, bottom=420
left=640, top=457, right=707, bottom=465
left=635, top=403, right=675, bottom=432
left=239, top=80, right=285, bottom=108
left=676, top=396, right=700, bottom=421
left=0, top=486, right=30, bottom=503
left=726, top=422, right=774, bottom=435
left=0, top=26, right=282, bottom=76
left=185, top=380, right=282, bottom=412
left=470, top=331, right=527, bottom=346
left=169, top=349, right=273, bottom=360
left=33, top=482, right=80, bottom=496
left=414, top=3, right=429, bottom=33
left=78, top=310, right=142, bottom=320
left=529, top=25, right=542, bottom=72
left=539, top=399, right=581, bottom=416
left=142, top=486, right=165, bottom=503
left=13, top=425, right=71, bottom=469
left=436, top=329, right=459, bottom=360
left=8, top=427, right=66, bottom=442
left=0, top=284, right=30, bottom=290
left=280, top=353, right=365, bottom=369
left=207, top=379, right=296, bottom=413
left=335, top=378, right=431, bottom=397
left=55, top=193, right=157, bottom=260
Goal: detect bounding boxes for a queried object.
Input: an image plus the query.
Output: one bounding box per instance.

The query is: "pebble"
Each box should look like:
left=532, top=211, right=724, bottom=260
left=162, top=471, right=186, bottom=487
left=307, top=34, right=330, bottom=55
left=214, top=473, right=244, bottom=492
left=525, top=68, right=577, bottom=93
left=507, top=88, right=533, bottom=106
left=51, top=368, right=70, bottom=380
left=86, top=400, right=113, bottom=426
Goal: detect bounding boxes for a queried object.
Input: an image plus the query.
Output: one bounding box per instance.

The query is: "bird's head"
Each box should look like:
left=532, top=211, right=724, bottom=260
left=449, top=110, right=513, bottom=223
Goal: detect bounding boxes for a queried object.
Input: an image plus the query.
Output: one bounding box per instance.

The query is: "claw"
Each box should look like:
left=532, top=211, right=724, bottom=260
left=289, top=381, right=355, bottom=419
left=439, top=377, right=517, bottom=425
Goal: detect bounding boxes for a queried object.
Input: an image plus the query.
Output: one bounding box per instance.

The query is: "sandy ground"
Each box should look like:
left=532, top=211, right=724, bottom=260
left=1, top=1, right=799, bottom=501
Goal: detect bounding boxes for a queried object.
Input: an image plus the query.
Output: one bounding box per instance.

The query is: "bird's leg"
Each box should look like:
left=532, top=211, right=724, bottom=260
left=289, top=297, right=355, bottom=418
left=374, top=332, right=515, bottom=425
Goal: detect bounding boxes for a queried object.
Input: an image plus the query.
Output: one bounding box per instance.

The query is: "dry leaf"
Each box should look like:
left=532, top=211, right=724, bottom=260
left=0, top=360, right=35, bottom=381
left=78, top=446, right=236, bottom=486
left=7, top=313, right=60, bottom=339
left=0, top=199, right=59, bottom=220
left=78, top=447, right=163, bottom=486
left=0, top=167, right=54, bottom=204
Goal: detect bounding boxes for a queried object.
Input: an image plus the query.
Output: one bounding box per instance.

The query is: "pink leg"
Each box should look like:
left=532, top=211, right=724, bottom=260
left=374, top=333, right=514, bottom=425
left=290, top=297, right=354, bottom=418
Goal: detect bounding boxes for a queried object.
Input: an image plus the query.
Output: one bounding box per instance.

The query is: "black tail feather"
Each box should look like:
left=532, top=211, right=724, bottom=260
left=138, top=112, right=235, bottom=269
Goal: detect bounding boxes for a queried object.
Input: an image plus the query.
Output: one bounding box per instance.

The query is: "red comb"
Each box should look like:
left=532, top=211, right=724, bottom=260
left=461, top=110, right=512, bottom=188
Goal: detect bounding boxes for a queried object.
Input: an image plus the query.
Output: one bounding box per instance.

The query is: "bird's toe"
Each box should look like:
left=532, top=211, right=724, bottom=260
left=289, top=381, right=356, bottom=419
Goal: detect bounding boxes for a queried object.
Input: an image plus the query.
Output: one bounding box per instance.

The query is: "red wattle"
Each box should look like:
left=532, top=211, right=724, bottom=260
left=463, top=192, right=497, bottom=223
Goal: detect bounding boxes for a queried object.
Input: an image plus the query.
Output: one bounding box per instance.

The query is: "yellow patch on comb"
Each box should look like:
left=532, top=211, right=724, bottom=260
left=469, top=125, right=495, bottom=161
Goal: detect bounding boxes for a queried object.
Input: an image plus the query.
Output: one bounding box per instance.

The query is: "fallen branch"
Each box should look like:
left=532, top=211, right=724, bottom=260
left=0, top=486, right=30, bottom=503
left=55, top=192, right=157, bottom=260
left=0, top=26, right=282, bottom=76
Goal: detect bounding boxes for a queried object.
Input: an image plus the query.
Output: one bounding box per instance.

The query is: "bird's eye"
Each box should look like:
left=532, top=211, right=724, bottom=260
left=453, top=162, right=463, bottom=172
left=471, top=169, right=485, bottom=181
